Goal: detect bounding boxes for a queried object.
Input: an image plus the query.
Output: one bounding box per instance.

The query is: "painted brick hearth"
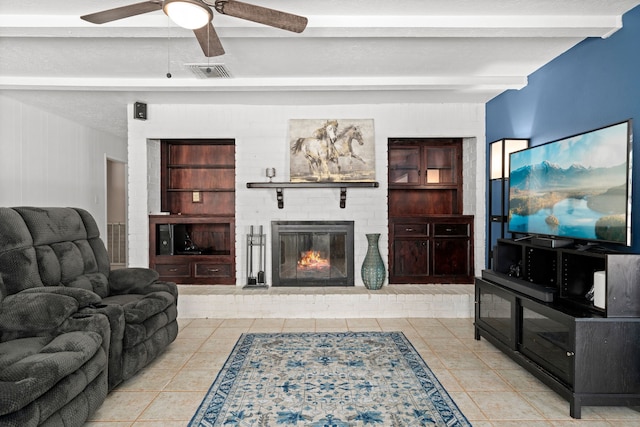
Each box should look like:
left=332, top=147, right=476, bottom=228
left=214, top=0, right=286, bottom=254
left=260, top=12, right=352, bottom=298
left=177, top=284, right=475, bottom=318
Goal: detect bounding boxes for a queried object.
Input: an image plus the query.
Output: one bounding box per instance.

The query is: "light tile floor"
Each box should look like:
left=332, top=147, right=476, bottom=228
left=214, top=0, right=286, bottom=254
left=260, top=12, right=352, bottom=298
left=85, top=318, right=640, bottom=426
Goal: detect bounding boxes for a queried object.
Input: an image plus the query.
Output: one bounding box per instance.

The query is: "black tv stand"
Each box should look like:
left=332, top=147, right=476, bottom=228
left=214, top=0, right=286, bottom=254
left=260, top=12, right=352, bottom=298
left=478, top=238, right=640, bottom=418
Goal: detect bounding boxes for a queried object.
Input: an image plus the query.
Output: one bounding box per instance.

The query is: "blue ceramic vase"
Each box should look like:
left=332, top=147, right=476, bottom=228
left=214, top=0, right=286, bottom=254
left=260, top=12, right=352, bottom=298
left=361, top=233, right=385, bottom=290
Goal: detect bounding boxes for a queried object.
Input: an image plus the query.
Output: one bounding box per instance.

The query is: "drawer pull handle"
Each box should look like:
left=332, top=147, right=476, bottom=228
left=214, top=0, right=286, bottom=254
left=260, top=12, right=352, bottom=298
left=405, top=228, right=414, bottom=232
left=566, top=351, right=575, bottom=357
left=208, top=268, right=220, bottom=272
left=445, top=228, right=453, bottom=232
left=168, top=268, right=178, bottom=272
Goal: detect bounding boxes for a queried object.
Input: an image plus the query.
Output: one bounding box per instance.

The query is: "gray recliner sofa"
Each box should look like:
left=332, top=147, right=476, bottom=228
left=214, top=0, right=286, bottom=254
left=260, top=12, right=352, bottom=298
left=0, top=283, right=111, bottom=426
left=0, top=207, right=179, bottom=425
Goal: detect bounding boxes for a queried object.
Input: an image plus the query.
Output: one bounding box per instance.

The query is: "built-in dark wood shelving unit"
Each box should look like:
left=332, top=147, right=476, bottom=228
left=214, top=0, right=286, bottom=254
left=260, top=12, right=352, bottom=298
left=246, top=181, right=379, bottom=208
left=151, top=139, right=236, bottom=285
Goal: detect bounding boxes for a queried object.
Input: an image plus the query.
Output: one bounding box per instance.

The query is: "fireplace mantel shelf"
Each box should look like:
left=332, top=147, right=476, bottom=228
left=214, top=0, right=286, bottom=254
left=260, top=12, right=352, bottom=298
left=246, top=181, right=379, bottom=209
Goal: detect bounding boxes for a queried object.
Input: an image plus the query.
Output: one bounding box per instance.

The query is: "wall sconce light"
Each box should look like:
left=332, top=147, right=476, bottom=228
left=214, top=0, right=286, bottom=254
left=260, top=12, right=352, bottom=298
left=163, top=0, right=212, bottom=29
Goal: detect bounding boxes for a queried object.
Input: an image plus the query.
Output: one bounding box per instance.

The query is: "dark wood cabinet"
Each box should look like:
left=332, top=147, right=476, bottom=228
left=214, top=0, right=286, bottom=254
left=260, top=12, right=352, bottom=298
left=476, top=239, right=640, bottom=418
left=150, top=139, right=236, bottom=284
left=389, top=216, right=473, bottom=283
left=388, top=138, right=473, bottom=283
left=149, top=215, right=235, bottom=284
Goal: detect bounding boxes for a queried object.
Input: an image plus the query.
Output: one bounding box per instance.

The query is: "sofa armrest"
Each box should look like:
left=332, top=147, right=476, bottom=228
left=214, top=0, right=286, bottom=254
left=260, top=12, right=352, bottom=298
left=132, top=280, right=179, bottom=299
left=0, top=292, right=80, bottom=333
left=58, top=311, right=112, bottom=356
left=20, top=286, right=102, bottom=308
left=108, top=267, right=160, bottom=294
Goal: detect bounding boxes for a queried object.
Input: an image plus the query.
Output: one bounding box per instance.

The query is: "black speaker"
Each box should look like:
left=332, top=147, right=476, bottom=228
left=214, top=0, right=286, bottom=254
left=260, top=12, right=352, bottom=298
left=157, top=224, right=173, bottom=255
left=134, top=102, right=147, bottom=120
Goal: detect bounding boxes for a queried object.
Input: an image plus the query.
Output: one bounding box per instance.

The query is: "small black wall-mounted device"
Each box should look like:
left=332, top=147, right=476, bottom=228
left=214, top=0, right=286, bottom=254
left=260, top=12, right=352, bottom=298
left=134, top=102, right=147, bottom=120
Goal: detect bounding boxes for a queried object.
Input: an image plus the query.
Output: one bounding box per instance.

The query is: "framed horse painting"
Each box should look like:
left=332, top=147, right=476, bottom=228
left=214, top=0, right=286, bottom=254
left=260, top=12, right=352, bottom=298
left=289, top=119, right=375, bottom=182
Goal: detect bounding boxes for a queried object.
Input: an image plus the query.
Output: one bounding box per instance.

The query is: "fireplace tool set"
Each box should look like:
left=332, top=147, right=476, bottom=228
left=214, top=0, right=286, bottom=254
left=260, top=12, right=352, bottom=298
left=245, top=225, right=268, bottom=288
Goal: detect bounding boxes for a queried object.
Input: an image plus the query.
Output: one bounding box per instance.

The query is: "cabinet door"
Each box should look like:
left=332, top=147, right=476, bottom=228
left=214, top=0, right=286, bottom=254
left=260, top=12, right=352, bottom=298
left=423, top=146, right=457, bottom=185
left=432, top=238, right=470, bottom=276
left=475, top=279, right=517, bottom=349
left=520, top=299, right=574, bottom=387
left=393, top=239, right=429, bottom=277
left=389, top=146, right=421, bottom=186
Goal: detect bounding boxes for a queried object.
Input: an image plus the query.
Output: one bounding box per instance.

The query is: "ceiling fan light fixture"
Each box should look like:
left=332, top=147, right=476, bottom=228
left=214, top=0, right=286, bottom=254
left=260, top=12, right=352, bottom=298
left=163, top=0, right=212, bottom=29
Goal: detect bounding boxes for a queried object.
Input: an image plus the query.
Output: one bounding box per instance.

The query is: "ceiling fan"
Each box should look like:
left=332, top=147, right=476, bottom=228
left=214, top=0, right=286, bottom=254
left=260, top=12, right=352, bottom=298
left=81, top=0, right=308, bottom=57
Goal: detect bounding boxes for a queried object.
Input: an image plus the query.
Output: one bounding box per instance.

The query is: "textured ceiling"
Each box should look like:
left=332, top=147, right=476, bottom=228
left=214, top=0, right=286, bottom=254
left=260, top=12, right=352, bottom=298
left=1, top=0, right=639, bottom=137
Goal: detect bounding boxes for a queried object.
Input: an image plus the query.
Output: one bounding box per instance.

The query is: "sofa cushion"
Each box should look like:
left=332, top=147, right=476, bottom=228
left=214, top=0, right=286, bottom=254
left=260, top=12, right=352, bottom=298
left=7, top=207, right=112, bottom=298
left=14, top=207, right=87, bottom=245
left=0, top=331, right=103, bottom=415
left=0, top=208, right=44, bottom=295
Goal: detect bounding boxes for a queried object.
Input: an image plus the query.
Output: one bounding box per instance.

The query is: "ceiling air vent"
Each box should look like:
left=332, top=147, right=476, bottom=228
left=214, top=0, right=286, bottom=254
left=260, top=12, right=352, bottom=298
left=185, top=63, right=232, bottom=79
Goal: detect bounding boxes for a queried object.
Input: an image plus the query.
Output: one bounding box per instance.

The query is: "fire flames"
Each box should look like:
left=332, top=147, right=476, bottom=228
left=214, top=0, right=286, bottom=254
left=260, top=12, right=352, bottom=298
left=297, top=250, right=330, bottom=270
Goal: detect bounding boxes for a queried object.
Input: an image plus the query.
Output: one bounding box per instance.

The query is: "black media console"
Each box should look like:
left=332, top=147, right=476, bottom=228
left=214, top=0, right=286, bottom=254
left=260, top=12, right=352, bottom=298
left=475, top=238, right=640, bottom=418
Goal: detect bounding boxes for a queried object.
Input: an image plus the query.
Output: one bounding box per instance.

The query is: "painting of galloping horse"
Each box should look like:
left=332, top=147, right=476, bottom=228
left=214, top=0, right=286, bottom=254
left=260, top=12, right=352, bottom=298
left=289, top=119, right=375, bottom=182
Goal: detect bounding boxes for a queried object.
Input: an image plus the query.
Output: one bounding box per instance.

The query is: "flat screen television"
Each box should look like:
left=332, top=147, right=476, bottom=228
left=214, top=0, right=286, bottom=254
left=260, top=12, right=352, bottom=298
left=508, top=120, right=633, bottom=246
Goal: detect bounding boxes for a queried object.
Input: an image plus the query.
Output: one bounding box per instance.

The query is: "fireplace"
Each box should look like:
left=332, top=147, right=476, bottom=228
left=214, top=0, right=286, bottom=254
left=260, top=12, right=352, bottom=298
left=271, top=221, right=354, bottom=286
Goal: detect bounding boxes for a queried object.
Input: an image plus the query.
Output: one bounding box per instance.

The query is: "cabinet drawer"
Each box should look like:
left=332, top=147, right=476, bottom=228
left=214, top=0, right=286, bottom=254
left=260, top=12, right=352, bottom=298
left=394, top=223, right=428, bottom=236
left=195, top=263, right=231, bottom=278
left=434, top=223, right=469, bottom=236
left=156, top=263, right=190, bottom=277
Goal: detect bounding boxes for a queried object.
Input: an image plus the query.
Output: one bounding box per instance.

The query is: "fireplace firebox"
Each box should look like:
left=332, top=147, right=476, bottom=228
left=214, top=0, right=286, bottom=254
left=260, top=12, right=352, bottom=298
left=271, top=221, right=354, bottom=286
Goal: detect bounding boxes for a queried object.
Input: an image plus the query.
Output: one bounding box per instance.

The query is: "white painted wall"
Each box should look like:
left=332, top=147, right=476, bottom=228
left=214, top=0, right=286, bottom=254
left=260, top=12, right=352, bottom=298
left=128, top=103, right=486, bottom=286
left=0, top=94, right=127, bottom=238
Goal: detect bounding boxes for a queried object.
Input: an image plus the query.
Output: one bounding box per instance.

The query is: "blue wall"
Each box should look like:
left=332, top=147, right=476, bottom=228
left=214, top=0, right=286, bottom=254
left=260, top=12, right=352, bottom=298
left=486, top=5, right=640, bottom=254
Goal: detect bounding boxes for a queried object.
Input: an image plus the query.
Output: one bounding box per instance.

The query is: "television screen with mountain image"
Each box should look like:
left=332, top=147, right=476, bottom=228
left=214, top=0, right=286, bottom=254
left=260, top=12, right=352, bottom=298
left=508, top=120, right=633, bottom=246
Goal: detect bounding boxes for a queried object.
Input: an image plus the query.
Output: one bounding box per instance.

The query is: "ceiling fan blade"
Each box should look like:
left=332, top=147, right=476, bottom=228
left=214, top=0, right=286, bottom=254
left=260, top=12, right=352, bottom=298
left=193, top=23, right=226, bottom=57
left=81, top=1, right=163, bottom=24
left=213, top=0, right=307, bottom=33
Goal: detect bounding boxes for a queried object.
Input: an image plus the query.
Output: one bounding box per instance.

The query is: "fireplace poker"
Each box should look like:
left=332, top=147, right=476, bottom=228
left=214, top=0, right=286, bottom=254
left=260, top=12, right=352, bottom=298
left=248, top=226, right=257, bottom=285
left=257, top=225, right=265, bottom=284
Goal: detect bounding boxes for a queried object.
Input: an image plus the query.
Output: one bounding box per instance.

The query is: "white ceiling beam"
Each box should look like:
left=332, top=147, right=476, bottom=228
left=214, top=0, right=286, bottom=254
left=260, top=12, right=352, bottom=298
left=0, top=14, right=622, bottom=38
left=0, top=75, right=527, bottom=92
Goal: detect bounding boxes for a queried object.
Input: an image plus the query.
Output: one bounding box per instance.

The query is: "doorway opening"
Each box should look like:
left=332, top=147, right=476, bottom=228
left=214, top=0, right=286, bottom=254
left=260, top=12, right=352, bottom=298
left=107, top=158, right=127, bottom=268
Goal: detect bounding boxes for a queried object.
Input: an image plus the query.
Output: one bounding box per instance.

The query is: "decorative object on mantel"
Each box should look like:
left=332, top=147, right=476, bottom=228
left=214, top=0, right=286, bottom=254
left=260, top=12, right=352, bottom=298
left=265, top=167, right=276, bottom=182
left=246, top=181, right=379, bottom=209
left=289, top=119, right=375, bottom=182
left=244, top=225, right=268, bottom=289
left=361, top=233, right=386, bottom=290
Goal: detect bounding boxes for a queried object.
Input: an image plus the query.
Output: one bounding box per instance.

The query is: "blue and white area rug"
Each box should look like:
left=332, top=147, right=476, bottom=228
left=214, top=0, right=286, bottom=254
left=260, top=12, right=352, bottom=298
left=189, top=331, right=471, bottom=426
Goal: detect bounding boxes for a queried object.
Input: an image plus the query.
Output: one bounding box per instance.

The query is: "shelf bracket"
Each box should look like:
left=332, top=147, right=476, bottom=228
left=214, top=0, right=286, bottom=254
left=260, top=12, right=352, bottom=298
left=246, top=181, right=379, bottom=209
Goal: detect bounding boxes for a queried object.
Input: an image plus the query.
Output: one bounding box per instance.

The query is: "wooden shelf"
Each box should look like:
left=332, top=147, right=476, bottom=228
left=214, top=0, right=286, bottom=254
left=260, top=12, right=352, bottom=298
left=246, top=181, right=379, bottom=208
left=166, top=188, right=235, bottom=192
left=167, top=164, right=234, bottom=169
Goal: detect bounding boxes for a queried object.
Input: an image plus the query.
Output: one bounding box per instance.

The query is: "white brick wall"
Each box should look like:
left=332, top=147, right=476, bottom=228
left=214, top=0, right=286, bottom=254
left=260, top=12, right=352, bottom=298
left=0, top=95, right=127, bottom=239
left=128, top=103, right=486, bottom=286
